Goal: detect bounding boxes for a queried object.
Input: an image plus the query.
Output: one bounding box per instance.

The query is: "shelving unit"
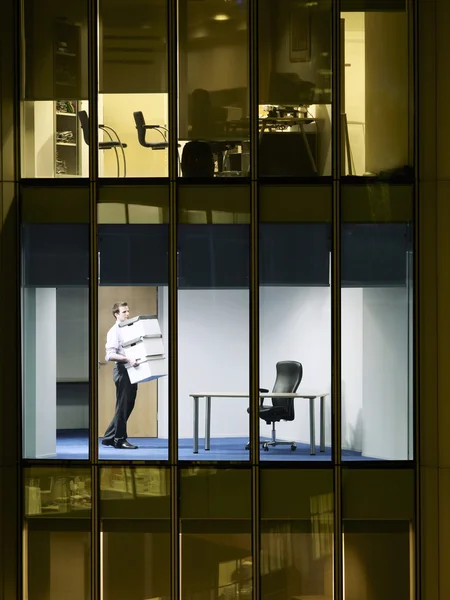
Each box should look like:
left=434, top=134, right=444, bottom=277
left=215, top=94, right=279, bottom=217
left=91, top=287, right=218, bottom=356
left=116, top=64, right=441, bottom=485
left=55, top=100, right=80, bottom=176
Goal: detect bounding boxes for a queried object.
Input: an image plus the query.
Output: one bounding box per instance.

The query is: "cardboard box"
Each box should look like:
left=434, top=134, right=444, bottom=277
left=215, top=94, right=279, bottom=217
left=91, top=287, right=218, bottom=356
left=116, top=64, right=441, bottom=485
left=126, top=356, right=167, bottom=384
left=123, top=336, right=165, bottom=362
left=119, top=315, right=162, bottom=346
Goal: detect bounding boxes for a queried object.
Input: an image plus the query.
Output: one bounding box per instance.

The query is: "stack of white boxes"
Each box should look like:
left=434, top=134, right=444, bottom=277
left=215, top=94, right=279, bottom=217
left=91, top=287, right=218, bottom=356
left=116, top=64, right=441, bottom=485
left=119, top=315, right=167, bottom=384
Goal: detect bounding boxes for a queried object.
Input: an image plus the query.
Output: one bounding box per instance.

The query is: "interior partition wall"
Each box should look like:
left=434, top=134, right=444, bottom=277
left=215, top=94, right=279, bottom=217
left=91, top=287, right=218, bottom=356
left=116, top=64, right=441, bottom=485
left=16, top=3, right=418, bottom=600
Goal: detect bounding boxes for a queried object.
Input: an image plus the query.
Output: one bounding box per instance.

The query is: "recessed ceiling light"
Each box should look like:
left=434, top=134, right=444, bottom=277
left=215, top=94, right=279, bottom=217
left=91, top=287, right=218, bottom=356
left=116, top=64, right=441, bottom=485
left=213, top=13, right=230, bottom=21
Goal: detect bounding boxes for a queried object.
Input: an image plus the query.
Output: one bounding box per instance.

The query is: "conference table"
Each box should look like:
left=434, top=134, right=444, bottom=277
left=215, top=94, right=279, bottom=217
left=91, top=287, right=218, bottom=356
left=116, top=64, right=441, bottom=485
left=189, top=392, right=329, bottom=455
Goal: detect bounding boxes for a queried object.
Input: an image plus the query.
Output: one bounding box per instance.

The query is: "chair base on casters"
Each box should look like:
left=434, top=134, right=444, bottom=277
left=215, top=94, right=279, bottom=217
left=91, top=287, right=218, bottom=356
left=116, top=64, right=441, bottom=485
left=245, top=422, right=297, bottom=452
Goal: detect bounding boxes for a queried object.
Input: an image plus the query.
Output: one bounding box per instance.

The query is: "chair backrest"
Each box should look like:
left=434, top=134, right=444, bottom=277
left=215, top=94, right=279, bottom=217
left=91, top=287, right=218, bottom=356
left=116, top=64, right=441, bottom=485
left=78, top=110, right=90, bottom=145
left=181, top=141, right=214, bottom=177
left=271, top=361, right=303, bottom=421
left=133, top=111, right=147, bottom=146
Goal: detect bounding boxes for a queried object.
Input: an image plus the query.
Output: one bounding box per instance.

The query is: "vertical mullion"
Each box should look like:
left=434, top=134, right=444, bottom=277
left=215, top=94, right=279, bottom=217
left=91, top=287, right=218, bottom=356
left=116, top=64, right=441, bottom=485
left=167, top=0, right=179, bottom=598
left=249, top=2, right=260, bottom=600
left=87, top=1, right=100, bottom=600
left=332, top=0, right=343, bottom=600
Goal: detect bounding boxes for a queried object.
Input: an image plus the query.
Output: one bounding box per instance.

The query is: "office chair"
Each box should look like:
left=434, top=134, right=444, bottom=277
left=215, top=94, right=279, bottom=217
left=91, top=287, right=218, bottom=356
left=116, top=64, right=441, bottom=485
left=181, top=141, right=215, bottom=177
left=78, top=110, right=127, bottom=177
left=246, top=360, right=303, bottom=452
left=133, top=111, right=169, bottom=150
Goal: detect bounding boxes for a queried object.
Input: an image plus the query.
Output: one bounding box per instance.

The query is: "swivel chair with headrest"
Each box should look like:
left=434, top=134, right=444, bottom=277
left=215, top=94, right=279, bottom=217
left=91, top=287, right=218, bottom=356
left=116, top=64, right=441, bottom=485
left=246, top=360, right=303, bottom=452
left=78, top=110, right=127, bottom=177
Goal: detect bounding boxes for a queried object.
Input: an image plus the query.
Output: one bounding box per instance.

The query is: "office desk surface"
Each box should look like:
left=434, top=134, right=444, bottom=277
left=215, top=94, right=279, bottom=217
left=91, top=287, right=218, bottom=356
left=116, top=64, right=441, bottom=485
left=189, top=392, right=329, bottom=455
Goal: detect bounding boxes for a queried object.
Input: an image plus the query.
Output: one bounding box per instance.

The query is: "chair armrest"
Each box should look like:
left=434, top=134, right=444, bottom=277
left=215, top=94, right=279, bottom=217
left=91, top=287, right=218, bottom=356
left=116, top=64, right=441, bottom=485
left=259, top=388, right=269, bottom=407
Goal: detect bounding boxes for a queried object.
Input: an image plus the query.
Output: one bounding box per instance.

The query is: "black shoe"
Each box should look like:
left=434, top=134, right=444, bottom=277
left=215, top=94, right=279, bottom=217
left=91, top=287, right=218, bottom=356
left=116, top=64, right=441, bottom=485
left=114, top=439, right=138, bottom=449
left=102, top=439, right=115, bottom=446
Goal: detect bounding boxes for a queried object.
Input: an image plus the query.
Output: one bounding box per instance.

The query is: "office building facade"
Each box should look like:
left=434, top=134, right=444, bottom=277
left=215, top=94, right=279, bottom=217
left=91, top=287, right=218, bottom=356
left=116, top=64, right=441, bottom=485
left=0, top=0, right=447, bottom=598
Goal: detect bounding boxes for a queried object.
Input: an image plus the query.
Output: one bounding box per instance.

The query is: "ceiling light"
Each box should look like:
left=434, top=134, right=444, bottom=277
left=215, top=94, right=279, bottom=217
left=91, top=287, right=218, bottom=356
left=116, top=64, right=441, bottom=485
left=213, top=13, right=230, bottom=21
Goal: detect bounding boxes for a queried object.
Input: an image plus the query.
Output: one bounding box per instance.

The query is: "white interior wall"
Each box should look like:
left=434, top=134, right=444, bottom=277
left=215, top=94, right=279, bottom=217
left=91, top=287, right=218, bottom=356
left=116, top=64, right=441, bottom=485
left=57, top=288, right=89, bottom=382
left=362, top=287, right=409, bottom=459
left=34, top=101, right=55, bottom=177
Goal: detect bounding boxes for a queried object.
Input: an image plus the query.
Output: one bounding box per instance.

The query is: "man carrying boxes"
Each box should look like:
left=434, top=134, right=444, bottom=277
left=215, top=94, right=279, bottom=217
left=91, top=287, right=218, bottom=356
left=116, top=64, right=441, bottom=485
left=101, top=302, right=167, bottom=450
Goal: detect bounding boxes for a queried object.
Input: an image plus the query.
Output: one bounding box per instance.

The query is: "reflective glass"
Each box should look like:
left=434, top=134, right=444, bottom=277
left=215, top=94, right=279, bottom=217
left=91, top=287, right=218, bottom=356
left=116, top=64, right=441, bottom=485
left=178, top=0, right=250, bottom=178
left=258, top=0, right=332, bottom=177
left=98, top=0, right=168, bottom=178
left=177, top=186, right=250, bottom=459
left=21, top=0, right=89, bottom=178
left=343, top=469, right=414, bottom=600
left=261, top=469, right=334, bottom=600
left=341, top=184, right=413, bottom=461
left=341, top=1, right=412, bottom=177
left=259, top=186, right=332, bottom=461
left=21, top=189, right=90, bottom=459
left=100, top=467, right=170, bottom=600
left=97, top=187, right=169, bottom=460
left=23, top=466, right=91, bottom=600
left=180, top=468, right=252, bottom=599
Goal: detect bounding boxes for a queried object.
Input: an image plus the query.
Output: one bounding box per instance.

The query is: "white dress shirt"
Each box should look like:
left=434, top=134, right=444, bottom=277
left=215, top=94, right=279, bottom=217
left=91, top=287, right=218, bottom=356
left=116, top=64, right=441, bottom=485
left=105, top=323, right=125, bottom=362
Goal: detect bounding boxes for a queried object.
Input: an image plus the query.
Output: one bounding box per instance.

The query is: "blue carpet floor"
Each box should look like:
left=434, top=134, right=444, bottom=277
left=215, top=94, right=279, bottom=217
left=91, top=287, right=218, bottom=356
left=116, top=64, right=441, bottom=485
left=51, top=430, right=375, bottom=461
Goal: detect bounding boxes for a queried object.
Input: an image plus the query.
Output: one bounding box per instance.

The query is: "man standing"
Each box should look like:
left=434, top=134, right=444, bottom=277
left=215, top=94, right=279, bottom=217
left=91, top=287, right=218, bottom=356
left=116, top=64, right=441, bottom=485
left=102, top=302, right=139, bottom=449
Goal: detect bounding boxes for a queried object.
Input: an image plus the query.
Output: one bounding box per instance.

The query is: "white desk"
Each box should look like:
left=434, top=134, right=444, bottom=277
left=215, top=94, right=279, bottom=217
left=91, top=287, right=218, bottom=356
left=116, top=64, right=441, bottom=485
left=189, top=392, right=329, bottom=455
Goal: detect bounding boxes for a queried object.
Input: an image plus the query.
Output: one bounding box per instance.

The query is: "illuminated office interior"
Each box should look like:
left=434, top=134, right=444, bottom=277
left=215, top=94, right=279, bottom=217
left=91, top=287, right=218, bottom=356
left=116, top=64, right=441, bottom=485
left=8, top=0, right=450, bottom=598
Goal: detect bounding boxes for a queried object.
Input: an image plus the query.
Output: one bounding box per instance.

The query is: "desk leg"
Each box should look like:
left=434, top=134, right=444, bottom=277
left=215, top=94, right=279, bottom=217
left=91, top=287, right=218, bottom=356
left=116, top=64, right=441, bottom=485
left=193, top=397, right=199, bottom=454
left=205, top=396, right=211, bottom=451
left=309, top=397, right=316, bottom=455
left=320, top=396, right=325, bottom=452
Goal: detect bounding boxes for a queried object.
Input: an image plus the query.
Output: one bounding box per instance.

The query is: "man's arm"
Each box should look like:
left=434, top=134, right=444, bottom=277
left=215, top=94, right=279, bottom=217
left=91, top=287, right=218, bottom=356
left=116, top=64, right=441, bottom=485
left=105, top=326, right=137, bottom=365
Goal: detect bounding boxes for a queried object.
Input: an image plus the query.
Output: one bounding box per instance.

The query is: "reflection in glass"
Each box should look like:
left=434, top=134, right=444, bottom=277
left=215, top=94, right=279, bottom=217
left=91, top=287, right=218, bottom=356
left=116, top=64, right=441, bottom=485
left=261, top=470, right=334, bottom=600
left=97, top=194, right=169, bottom=460
left=341, top=188, right=413, bottom=460
left=22, top=223, right=90, bottom=459
left=177, top=189, right=250, bottom=460
left=181, top=469, right=252, bottom=600
left=23, top=466, right=91, bottom=600
left=341, top=6, right=411, bottom=177
left=21, top=0, right=89, bottom=177
left=178, top=0, right=249, bottom=177
left=98, top=0, right=168, bottom=177
left=258, top=0, right=332, bottom=176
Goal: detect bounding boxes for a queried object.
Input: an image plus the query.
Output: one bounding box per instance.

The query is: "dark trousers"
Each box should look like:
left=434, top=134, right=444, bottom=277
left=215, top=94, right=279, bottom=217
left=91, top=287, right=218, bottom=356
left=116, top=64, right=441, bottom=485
left=103, top=363, right=138, bottom=442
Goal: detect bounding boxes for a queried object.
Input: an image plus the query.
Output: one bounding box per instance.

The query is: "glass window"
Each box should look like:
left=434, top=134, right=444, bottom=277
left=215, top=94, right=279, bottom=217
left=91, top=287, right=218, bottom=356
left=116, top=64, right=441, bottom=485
left=23, top=466, right=91, bottom=600
left=100, top=466, right=170, bottom=600
left=177, top=185, right=250, bottom=459
left=98, top=0, right=168, bottom=178
left=341, top=0, right=412, bottom=177
left=342, top=469, right=415, bottom=600
left=97, top=186, right=169, bottom=459
left=258, top=0, right=332, bottom=177
left=21, top=188, right=90, bottom=459
left=259, top=186, right=332, bottom=461
left=341, top=184, right=413, bottom=461
left=21, top=0, right=89, bottom=178
left=180, top=468, right=252, bottom=599
left=178, top=0, right=250, bottom=178
left=261, top=469, right=334, bottom=600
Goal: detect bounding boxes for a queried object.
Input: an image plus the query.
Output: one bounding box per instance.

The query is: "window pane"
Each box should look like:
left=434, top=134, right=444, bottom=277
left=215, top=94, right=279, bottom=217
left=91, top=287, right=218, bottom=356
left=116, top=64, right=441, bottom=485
left=181, top=468, right=252, bottom=599
left=23, top=466, right=91, bottom=600
left=178, top=0, right=250, bottom=178
left=258, top=0, right=332, bottom=177
left=98, top=0, right=168, bottom=178
left=341, top=184, right=413, bottom=461
left=341, top=1, right=411, bottom=177
left=21, top=0, right=89, bottom=178
left=21, top=190, right=90, bottom=460
left=261, top=469, right=334, bottom=600
left=343, top=469, right=414, bottom=600
left=259, top=186, right=332, bottom=461
left=177, top=186, right=250, bottom=459
left=100, top=467, right=170, bottom=600
left=97, top=186, right=169, bottom=460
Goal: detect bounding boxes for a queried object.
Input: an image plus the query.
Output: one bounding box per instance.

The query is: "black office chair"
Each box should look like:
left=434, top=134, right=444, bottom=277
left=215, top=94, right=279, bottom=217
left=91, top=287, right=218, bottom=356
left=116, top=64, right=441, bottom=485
left=78, top=110, right=127, bottom=177
left=181, top=141, right=215, bottom=177
left=133, top=111, right=169, bottom=150
left=246, top=360, right=303, bottom=452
